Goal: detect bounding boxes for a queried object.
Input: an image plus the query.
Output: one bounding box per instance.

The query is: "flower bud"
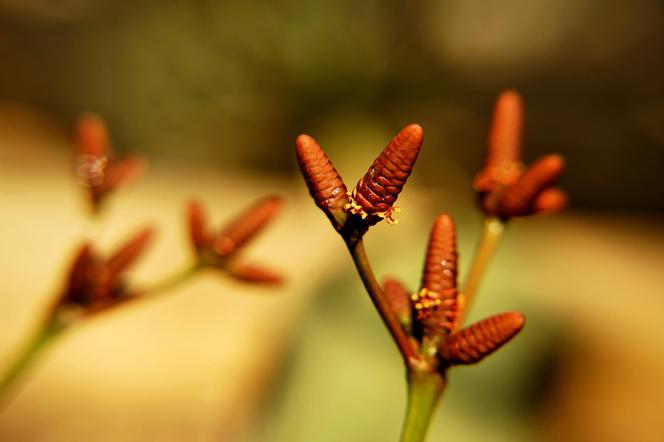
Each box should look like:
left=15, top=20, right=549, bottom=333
left=348, top=124, right=423, bottom=225
left=295, top=134, right=349, bottom=231
left=439, top=312, right=525, bottom=365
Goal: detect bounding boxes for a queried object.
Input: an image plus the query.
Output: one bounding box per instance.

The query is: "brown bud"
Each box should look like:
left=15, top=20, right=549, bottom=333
left=499, top=154, right=564, bottom=218
left=76, top=113, right=109, bottom=157
left=474, top=91, right=524, bottom=192
left=349, top=124, right=423, bottom=225
left=64, top=244, right=114, bottom=309
left=188, top=199, right=210, bottom=252
left=229, top=263, right=283, bottom=285
left=215, top=196, right=282, bottom=257
left=533, top=187, right=568, bottom=215
left=295, top=134, right=349, bottom=230
left=106, top=227, right=155, bottom=276
left=412, top=214, right=460, bottom=337
left=439, top=312, right=525, bottom=365
left=382, top=277, right=412, bottom=326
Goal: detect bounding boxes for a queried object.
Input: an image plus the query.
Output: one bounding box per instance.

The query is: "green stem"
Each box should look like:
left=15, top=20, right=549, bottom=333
left=138, top=263, right=202, bottom=298
left=0, top=315, right=65, bottom=410
left=400, top=369, right=446, bottom=442
left=461, top=217, right=504, bottom=323
left=346, top=238, right=418, bottom=362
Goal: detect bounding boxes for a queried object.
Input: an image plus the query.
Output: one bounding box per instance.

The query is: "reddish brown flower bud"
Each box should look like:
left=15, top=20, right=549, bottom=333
left=188, top=199, right=210, bottom=252
left=474, top=91, right=566, bottom=221
left=474, top=91, right=524, bottom=192
left=74, top=113, right=145, bottom=211
left=412, top=214, right=461, bottom=337
left=229, top=263, right=283, bottom=285
left=76, top=113, right=109, bottom=157
left=348, top=124, right=423, bottom=225
left=498, top=154, right=564, bottom=217
left=382, top=277, right=412, bottom=327
left=106, top=227, right=155, bottom=276
left=295, top=134, right=349, bottom=230
left=62, top=231, right=153, bottom=312
left=533, top=187, right=568, bottom=215
left=214, top=196, right=282, bottom=257
left=439, top=312, right=525, bottom=365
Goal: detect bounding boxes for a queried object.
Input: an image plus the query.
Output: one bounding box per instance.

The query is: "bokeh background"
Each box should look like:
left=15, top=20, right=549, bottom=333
left=0, top=0, right=663, bottom=440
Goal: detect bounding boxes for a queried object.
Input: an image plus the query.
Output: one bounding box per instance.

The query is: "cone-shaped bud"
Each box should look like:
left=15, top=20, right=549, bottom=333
left=295, top=134, right=349, bottom=231
left=348, top=124, right=423, bottom=225
left=76, top=113, right=109, bottom=157
left=498, top=154, right=564, bottom=218
left=64, top=245, right=119, bottom=310
left=74, top=113, right=145, bottom=211
left=382, top=277, right=412, bottom=328
left=229, top=263, right=283, bottom=285
left=533, top=187, right=568, bottom=215
left=188, top=199, right=210, bottom=252
left=106, top=227, right=155, bottom=276
left=412, top=214, right=461, bottom=337
left=439, top=312, right=525, bottom=365
left=214, top=196, right=282, bottom=257
left=474, top=90, right=524, bottom=192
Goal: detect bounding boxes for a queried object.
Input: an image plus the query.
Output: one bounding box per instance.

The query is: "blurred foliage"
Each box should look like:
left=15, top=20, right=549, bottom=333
left=0, top=0, right=663, bottom=210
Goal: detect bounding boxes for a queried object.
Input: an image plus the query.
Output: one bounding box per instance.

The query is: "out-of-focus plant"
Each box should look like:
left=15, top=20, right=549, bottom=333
left=0, top=114, right=283, bottom=409
left=295, top=90, right=566, bottom=442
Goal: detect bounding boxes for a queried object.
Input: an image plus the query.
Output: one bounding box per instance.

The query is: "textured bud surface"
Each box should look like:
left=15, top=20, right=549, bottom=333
left=440, top=312, right=525, bottom=365
left=349, top=124, right=423, bottom=225
left=295, top=134, right=349, bottom=229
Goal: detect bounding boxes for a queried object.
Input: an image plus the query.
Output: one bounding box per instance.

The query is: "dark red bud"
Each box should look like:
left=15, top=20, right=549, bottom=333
left=295, top=134, right=349, bottom=230
left=439, top=312, right=525, bottom=365
left=349, top=124, right=423, bottom=225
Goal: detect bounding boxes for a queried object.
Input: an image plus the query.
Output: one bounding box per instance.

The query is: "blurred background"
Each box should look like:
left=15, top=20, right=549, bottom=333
left=0, top=0, right=662, bottom=440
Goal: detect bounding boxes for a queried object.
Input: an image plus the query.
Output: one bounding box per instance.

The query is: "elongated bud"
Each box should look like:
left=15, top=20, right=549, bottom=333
left=229, top=263, right=283, bottom=285
left=295, top=134, right=349, bottom=230
left=76, top=113, right=109, bottom=157
left=439, top=312, right=525, bottom=365
left=66, top=244, right=95, bottom=299
left=499, top=154, right=564, bottom=218
left=64, top=245, right=113, bottom=307
left=106, top=227, right=155, bottom=276
left=474, top=91, right=524, bottom=192
left=533, top=187, right=568, bottom=215
left=188, top=199, right=210, bottom=252
left=412, top=214, right=461, bottom=337
left=349, top=124, right=423, bottom=225
left=215, top=196, right=282, bottom=257
left=382, top=277, right=412, bottom=328
left=102, top=155, right=146, bottom=189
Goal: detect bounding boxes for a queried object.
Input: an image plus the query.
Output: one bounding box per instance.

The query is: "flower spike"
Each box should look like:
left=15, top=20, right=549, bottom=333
left=74, top=113, right=146, bottom=211
left=498, top=154, right=565, bottom=217
left=412, top=214, right=461, bottom=337
left=382, top=277, right=412, bottom=329
left=439, top=312, right=525, bottom=366
left=349, top=124, right=423, bottom=226
left=295, top=134, right=350, bottom=231
left=229, top=263, right=283, bottom=285
left=474, top=91, right=567, bottom=220
left=61, top=226, right=154, bottom=313
left=186, top=197, right=283, bottom=285
left=214, top=196, right=282, bottom=257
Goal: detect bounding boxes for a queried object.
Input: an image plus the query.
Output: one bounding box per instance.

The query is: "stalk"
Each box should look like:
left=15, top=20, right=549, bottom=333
left=461, top=217, right=504, bottom=322
left=400, top=368, right=446, bottom=442
left=0, top=314, right=66, bottom=409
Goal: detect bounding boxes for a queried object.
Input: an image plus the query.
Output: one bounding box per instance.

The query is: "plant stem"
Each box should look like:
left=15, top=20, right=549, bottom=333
left=346, top=238, right=418, bottom=362
left=0, top=315, right=65, bottom=409
left=461, top=217, right=504, bottom=322
left=138, top=263, right=202, bottom=298
left=400, top=369, right=445, bottom=442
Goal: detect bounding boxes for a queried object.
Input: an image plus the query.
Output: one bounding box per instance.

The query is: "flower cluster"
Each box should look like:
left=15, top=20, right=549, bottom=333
left=474, top=91, right=568, bottom=220
left=74, top=113, right=145, bottom=212
left=296, top=124, right=423, bottom=234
